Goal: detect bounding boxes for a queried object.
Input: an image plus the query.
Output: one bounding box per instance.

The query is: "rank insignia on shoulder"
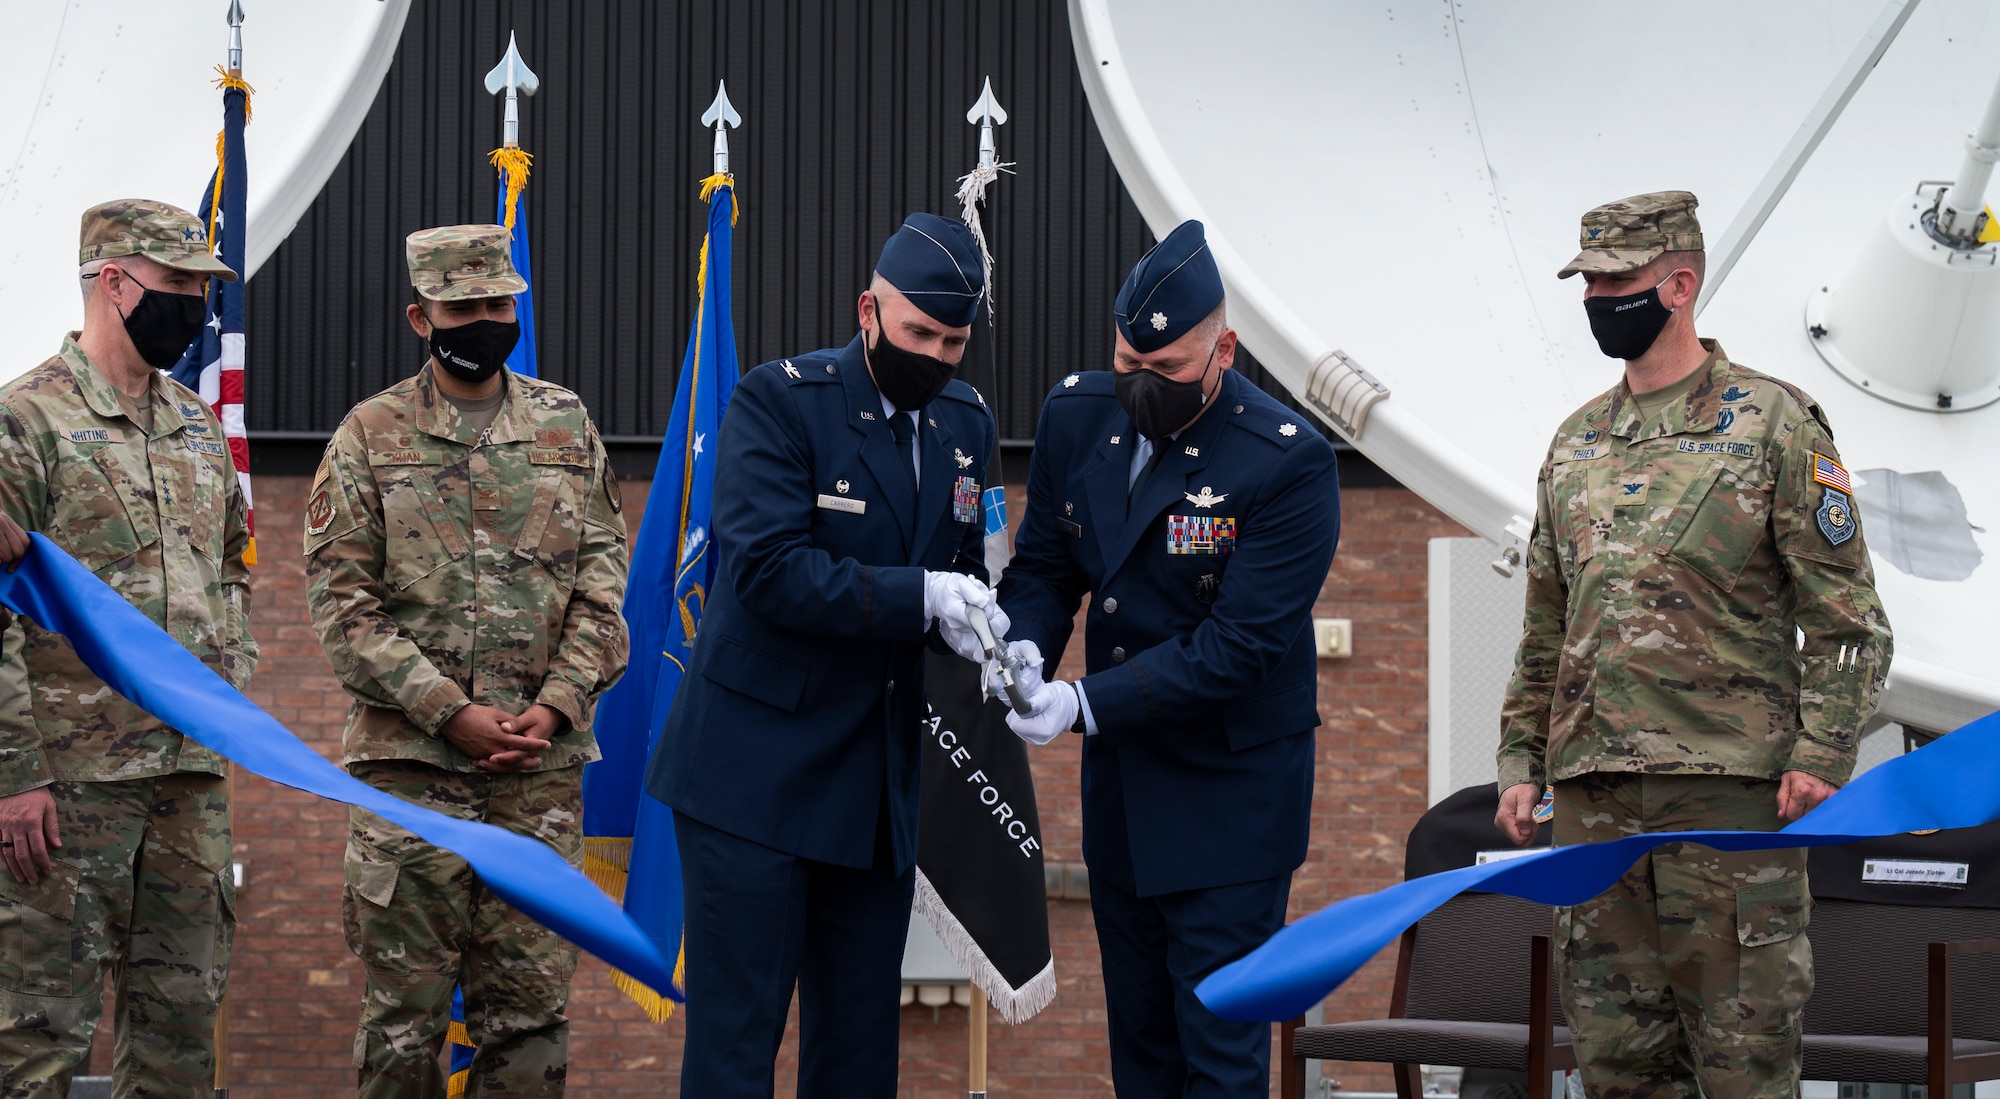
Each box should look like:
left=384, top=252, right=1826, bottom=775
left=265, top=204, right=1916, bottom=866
left=953, top=476, right=982, bottom=524
left=1184, top=486, right=1227, bottom=509
left=1279, top=423, right=1298, bottom=437
left=1062, top=373, right=1081, bottom=388
left=1167, top=514, right=1236, bottom=555
left=954, top=447, right=974, bottom=469
left=783, top=360, right=800, bottom=379
left=1812, top=453, right=1853, bottom=493
left=1817, top=487, right=1857, bottom=546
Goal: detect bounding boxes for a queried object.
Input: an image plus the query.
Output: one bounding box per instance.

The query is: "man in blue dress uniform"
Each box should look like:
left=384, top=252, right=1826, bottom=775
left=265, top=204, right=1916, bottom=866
left=645, top=214, right=1003, bottom=1098
left=997, top=220, right=1342, bottom=1096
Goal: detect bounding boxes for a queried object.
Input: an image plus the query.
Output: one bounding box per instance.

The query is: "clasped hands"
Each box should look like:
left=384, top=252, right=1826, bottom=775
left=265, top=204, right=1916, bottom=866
left=440, top=703, right=569, bottom=773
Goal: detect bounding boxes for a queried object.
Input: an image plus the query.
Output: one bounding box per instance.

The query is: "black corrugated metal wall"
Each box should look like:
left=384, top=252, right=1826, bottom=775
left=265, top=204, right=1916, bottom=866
left=247, top=0, right=1304, bottom=448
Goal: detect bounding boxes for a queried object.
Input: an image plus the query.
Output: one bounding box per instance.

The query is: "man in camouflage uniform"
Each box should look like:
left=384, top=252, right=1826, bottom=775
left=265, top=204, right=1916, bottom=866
left=0, top=200, right=255, bottom=1097
left=305, top=225, right=629, bottom=1098
left=1495, top=191, right=1893, bottom=1099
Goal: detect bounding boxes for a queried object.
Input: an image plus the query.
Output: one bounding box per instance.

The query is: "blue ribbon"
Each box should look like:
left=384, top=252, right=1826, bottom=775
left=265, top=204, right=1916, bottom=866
left=0, top=535, right=676, bottom=994
left=1196, top=709, right=2000, bottom=1022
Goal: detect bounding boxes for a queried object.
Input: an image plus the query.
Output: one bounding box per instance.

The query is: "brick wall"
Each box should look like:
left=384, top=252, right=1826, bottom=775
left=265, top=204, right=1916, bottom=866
left=176, top=471, right=1465, bottom=1096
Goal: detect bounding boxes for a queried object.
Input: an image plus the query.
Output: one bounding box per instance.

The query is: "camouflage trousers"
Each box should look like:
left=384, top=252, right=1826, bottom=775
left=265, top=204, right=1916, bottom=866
left=1553, top=773, right=1811, bottom=1099
left=344, top=760, right=583, bottom=1099
left=0, top=773, right=233, bottom=1099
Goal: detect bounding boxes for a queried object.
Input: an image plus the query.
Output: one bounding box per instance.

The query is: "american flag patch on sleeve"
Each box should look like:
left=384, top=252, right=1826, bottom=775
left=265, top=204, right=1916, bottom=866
left=1812, top=453, right=1852, bottom=493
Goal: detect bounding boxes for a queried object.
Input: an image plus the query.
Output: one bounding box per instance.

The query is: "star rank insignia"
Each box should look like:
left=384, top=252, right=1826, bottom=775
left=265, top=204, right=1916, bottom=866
left=1150, top=312, right=1169, bottom=331
left=1062, top=373, right=1081, bottom=388
left=954, top=448, right=974, bottom=469
left=782, top=361, right=800, bottom=379
left=1185, top=485, right=1228, bottom=509
left=1279, top=423, right=1298, bottom=437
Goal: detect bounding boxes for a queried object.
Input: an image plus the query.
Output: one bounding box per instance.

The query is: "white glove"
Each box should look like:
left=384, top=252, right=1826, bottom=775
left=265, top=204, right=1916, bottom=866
left=989, top=639, right=1044, bottom=701
left=1006, top=679, right=1078, bottom=746
left=924, top=572, right=1009, bottom=663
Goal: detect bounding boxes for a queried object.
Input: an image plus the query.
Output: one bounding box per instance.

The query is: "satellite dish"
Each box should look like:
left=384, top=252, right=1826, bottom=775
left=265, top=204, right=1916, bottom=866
left=1072, top=0, right=2000, bottom=734
left=0, top=1, right=411, bottom=373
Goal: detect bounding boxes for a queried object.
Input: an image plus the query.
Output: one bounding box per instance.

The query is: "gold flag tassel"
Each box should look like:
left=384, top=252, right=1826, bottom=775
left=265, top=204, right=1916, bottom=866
left=489, top=146, right=535, bottom=233
left=208, top=65, right=257, bottom=567
left=585, top=172, right=741, bottom=1025
left=582, top=835, right=680, bottom=1023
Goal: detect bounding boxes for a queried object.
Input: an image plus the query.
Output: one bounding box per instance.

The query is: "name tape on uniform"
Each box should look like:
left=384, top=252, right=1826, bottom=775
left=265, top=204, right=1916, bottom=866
left=816, top=493, right=865, bottom=515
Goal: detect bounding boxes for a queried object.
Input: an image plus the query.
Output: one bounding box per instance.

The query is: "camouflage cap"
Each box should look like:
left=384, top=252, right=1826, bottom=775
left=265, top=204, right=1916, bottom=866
left=79, top=199, right=238, bottom=280
left=407, top=224, right=526, bottom=301
left=1557, top=190, right=1704, bottom=279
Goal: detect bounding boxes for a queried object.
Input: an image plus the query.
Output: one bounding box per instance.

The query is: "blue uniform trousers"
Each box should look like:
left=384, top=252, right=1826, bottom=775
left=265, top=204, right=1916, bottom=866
left=674, top=809, right=914, bottom=1099
left=1090, top=869, right=1291, bottom=1098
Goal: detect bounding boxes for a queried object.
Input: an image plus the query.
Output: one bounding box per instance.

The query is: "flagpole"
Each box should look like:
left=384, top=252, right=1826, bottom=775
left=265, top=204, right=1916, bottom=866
left=968, top=985, right=989, bottom=1098
left=214, top=4, right=244, bottom=1097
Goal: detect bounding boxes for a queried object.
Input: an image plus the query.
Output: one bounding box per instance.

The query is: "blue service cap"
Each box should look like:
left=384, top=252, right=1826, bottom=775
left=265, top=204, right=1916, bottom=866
left=1114, top=220, right=1223, bottom=354
left=873, top=213, right=986, bottom=328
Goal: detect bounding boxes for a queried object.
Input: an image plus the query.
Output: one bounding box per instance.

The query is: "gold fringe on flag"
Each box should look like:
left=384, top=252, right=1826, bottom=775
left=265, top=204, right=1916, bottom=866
left=582, top=835, right=680, bottom=1023
left=447, top=1067, right=469, bottom=1099
left=489, top=146, right=535, bottom=232
left=205, top=66, right=255, bottom=258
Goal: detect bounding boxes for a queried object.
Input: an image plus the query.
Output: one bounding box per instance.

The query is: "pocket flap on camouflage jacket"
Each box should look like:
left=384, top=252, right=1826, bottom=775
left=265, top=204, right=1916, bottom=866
left=1735, top=876, right=1810, bottom=948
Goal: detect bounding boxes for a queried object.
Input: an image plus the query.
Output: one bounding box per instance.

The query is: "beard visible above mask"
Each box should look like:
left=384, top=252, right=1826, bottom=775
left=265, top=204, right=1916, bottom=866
left=1583, top=278, right=1675, bottom=361
left=428, top=317, right=521, bottom=384
left=118, top=284, right=208, bottom=370
left=867, top=321, right=956, bottom=412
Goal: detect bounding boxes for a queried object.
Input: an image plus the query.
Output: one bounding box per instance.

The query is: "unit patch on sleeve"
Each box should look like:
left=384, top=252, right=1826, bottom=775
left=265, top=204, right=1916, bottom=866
left=306, top=489, right=336, bottom=537
left=1166, top=514, right=1237, bottom=555
left=1816, top=488, right=1857, bottom=547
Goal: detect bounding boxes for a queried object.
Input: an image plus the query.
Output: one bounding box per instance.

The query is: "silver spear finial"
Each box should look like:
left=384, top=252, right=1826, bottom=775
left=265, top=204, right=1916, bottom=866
left=966, top=77, right=1008, bottom=171
left=484, top=32, right=541, bottom=149
left=226, top=0, right=245, bottom=76
left=702, top=81, right=743, bottom=177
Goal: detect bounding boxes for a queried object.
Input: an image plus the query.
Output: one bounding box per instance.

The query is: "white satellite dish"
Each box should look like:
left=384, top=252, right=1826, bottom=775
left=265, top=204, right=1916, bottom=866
left=1072, top=0, right=2000, bottom=734
left=0, top=1, right=411, bottom=376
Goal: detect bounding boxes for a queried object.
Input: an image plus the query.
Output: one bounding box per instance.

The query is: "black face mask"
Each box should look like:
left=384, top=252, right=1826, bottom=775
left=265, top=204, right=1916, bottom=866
left=428, top=317, right=520, bottom=384
left=1115, top=343, right=1217, bottom=441
left=1584, top=276, right=1675, bottom=360
left=867, top=320, right=956, bottom=412
left=116, top=281, right=207, bottom=370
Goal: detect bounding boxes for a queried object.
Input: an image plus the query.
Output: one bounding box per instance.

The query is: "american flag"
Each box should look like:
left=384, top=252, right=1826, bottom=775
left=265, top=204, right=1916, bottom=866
left=171, top=75, right=254, bottom=564
left=1813, top=453, right=1852, bottom=494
